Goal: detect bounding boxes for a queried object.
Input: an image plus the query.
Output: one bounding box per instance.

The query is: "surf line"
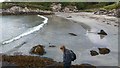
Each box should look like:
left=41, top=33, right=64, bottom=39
left=2, top=15, right=48, bottom=45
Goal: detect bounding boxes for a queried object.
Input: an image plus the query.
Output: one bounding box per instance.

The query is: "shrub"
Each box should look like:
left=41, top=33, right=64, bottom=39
left=103, top=3, right=118, bottom=10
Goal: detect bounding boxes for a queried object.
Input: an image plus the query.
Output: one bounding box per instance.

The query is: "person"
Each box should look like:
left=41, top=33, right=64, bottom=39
left=60, top=45, right=74, bottom=68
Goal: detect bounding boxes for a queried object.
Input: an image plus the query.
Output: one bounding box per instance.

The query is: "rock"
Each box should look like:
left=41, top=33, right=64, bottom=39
left=21, top=42, right=27, bottom=45
left=67, top=16, right=72, bottom=18
left=97, top=30, right=107, bottom=35
left=69, top=33, right=77, bottom=36
left=51, top=3, right=61, bottom=12
left=107, top=23, right=110, bottom=25
left=102, top=21, right=105, bottom=22
left=63, top=6, right=78, bottom=12
left=79, top=64, right=96, bottom=68
left=98, top=48, right=110, bottom=55
left=114, top=25, right=118, bottom=27
left=94, top=9, right=107, bottom=15
left=30, top=44, right=45, bottom=55
left=94, top=9, right=117, bottom=17
left=116, top=9, right=120, bottom=18
left=90, top=50, right=99, bottom=56
left=49, top=45, right=56, bottom=47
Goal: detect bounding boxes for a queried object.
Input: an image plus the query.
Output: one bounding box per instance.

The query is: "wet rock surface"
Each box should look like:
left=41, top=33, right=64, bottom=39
left=98, top=48, right=110, bottom=55
left=90, top=50, right=99, bottom=56
left=30, top=44, right=45, bottom=55
left=97, top=30, right=107, bottom=35
left=69, top=33, right=77, bottom=36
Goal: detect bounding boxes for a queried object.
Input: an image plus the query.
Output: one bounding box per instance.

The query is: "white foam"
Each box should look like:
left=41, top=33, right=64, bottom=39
left=2, top=15, right=48, bottom=45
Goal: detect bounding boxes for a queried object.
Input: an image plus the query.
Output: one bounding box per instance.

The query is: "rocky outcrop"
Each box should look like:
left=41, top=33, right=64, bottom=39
left=69, top=33, right=77, bottom=36
left=97, top=30, right=107, bottom=35
left=30, top=45, right=45, bottom=55
left=90, top=50, right=99, bottom=56
left=98, top=48, right=110, bottom=55
left=51, top=3, right=62, bottom=12
left=63, top=6, right=78, bottom=13
left=94, top=9, right=117, bottom=17
left=1, top=6, right=54, bottom=15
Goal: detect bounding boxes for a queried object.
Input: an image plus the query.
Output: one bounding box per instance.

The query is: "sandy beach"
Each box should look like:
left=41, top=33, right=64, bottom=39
left=0, top=12, right=119, bottom=67
left=55, top=12, right=118, bottom=66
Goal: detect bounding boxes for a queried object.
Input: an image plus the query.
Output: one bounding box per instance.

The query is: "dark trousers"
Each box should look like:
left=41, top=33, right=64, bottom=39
left=64, top=62, right=71, bottom=68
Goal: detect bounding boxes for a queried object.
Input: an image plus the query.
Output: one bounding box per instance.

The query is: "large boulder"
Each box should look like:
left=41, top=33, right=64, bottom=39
left=98, top=48, right=110, bottom=55
left=97, top=30, right=107, bottom=35
left=90, top=50, right=99, bottom=56
left=30, top=45, right=45, bottom=55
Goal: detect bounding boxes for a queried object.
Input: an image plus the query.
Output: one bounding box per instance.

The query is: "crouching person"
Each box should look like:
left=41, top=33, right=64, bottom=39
left=60, top=45, right=76, bottom=68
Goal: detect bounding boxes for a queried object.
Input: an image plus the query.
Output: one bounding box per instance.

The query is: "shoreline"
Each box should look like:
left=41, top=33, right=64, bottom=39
left=1, top=12, right=119, bottom=67
left=1, top=11, right=54, bottom=15
left=55, top=12, right=118, bottom=24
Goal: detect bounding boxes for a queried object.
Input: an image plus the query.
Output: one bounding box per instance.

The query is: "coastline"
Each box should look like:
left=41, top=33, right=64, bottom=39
left=55, top=12, right=118, bottom=49
left=1, top=12, right=119, bottom=67
left=55, top=12, right=118, bottom=66
left=0, top=10, right=54, bottom=15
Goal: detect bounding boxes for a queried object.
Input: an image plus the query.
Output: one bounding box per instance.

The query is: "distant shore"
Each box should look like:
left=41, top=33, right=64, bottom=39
left=1, top=11, right=54, bottom=15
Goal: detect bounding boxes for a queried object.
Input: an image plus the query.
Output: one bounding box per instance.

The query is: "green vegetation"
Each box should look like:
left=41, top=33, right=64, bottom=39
left=0, top=2, right=118, bottom=11
left=103, top=3, right=119, bottom=10
left=1, top=2, right=52, bottom=10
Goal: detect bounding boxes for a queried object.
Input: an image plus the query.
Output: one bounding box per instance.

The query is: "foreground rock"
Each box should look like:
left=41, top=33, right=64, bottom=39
left=69, top=33, right=77, bottom=36
left=90, top=50, right=99, bottom=56
left=98, top=48, right=110, bottom=55
left=97, top=30, right=107, bottom=35
left=1, top=55, right=96, bottom=68
left=2, top=55, right=55, bottom=68
left=30, top=44, right=45, bottom=55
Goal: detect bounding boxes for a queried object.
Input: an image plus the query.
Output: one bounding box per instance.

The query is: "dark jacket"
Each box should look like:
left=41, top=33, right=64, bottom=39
left=63, top=49, right=72, bottom=64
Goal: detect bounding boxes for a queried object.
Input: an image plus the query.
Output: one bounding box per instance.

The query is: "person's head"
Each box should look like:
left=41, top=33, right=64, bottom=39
left=60, top=45, right=66, bottom=52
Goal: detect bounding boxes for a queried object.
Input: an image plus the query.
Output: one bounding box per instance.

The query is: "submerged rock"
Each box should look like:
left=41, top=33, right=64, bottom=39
left=98, top=48, right=110, bottom=55
left=97, top=30, right=107, bottom=35
left=90, top=50, right=99, bottom=56
left=30, top=44, right=45, bottom=55
left=69, top=33, right=77, bottom=36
